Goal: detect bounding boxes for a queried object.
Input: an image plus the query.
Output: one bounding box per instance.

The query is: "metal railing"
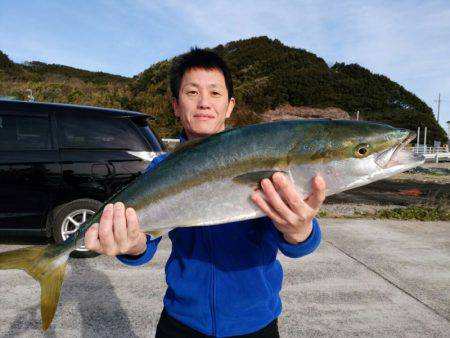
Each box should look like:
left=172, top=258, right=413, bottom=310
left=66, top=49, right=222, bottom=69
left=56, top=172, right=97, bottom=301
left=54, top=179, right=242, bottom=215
left=411, top=146, right=448, bottom=154
left=408, top=146, right=450, bottom=162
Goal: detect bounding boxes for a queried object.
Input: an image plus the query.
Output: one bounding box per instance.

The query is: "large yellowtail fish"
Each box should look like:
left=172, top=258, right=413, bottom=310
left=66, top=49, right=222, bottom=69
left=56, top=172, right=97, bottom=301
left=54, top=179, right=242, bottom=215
left=0, top=119, right=424, bottom=330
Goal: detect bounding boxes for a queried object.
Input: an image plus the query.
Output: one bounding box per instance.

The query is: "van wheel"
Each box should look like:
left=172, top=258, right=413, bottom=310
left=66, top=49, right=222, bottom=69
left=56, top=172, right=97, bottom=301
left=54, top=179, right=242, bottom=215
left=51, top=199, right=103, bottom=258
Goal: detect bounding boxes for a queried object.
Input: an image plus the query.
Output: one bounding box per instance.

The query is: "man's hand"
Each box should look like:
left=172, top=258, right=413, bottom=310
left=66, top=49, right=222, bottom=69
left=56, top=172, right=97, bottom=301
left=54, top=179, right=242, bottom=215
left=85, top=202, right=147, bottom=256
left=251, top=172, right=326, bottom=244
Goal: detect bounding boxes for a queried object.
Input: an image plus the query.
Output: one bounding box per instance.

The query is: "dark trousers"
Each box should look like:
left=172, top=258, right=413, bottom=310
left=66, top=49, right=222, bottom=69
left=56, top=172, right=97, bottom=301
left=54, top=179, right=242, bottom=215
left=156, top=308, right=280, bottom=338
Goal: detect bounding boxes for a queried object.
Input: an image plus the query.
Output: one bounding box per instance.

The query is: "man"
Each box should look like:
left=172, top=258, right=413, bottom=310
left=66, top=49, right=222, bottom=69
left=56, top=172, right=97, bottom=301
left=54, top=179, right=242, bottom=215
left=85, top=48, right=326, bottom=337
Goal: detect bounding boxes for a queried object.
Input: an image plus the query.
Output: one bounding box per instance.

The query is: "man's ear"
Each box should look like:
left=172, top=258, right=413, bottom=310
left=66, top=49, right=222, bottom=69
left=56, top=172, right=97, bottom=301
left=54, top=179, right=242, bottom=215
left=172, top=97, right=180, bottom=117
left=226, top=97, right=235, bottom=119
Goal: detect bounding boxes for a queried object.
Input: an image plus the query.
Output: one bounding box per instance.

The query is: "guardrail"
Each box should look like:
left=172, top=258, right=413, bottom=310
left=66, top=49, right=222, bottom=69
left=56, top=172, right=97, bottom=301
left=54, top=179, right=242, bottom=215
left=411, top=146, right=448, bottom=154
left=408, top=146, right=450, bottom=163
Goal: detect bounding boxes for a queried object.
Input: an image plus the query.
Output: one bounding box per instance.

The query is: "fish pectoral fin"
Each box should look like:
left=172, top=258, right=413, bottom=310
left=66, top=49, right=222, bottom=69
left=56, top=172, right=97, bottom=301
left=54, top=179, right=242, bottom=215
left=146, top=228, right=173, bottom=239
left=232, top=170, right=288, bottom=186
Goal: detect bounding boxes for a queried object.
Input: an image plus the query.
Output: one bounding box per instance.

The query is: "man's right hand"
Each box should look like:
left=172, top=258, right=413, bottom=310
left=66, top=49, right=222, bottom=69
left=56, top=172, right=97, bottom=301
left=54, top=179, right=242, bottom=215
left=85, top=202, right=147, bottom=256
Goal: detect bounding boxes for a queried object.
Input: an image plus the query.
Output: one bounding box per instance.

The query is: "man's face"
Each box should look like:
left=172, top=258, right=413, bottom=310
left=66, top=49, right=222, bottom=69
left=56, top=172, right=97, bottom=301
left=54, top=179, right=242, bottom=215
left=173, top=68, right=235, bottom=139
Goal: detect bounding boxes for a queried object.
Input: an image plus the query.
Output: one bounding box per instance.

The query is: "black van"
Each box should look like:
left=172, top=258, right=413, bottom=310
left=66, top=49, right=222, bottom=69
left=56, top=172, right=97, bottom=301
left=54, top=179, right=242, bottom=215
left=0, top=99, right=164, bottom=257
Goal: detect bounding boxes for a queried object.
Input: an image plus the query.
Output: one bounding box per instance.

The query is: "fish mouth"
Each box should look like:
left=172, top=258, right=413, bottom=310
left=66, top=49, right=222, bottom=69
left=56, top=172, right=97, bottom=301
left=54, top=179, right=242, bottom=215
left=375, top=131, right=425, bottom=169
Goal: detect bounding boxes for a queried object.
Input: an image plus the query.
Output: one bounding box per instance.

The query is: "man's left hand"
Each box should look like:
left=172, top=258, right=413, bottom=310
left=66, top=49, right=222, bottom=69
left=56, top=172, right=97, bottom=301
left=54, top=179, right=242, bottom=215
left=251, top=172, right=326, bottom=244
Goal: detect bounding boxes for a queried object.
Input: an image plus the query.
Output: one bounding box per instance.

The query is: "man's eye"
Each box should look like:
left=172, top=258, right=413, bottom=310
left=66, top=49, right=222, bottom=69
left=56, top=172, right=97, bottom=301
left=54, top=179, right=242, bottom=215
left=211, top=91, right=221, bottom=96
left=187, top=91, right=198, bottom=95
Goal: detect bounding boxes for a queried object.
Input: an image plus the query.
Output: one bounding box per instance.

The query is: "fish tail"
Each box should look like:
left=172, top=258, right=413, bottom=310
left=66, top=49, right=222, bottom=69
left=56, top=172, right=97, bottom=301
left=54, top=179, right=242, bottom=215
left=0, top=245, right=69, bottom=331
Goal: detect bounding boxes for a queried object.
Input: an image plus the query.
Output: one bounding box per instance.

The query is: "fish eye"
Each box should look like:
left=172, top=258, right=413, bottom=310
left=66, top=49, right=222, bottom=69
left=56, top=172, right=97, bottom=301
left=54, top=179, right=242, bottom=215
left=354, top=144, right=371, bottom=158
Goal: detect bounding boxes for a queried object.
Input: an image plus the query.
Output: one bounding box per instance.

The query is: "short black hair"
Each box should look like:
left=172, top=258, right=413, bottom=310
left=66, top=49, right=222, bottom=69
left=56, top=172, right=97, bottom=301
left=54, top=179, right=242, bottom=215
left=170, top=48, right=234, bottom=101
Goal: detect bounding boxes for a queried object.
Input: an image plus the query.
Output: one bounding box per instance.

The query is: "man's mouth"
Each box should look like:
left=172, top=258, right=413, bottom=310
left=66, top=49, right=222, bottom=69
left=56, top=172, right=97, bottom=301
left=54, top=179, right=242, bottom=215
left=193, top=114, right=215, bottom=120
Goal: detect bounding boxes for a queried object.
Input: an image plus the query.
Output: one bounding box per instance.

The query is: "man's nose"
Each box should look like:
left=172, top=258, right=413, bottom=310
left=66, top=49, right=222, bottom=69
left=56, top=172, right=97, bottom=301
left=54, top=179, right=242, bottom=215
left=197, top=92, right=211, bottom=109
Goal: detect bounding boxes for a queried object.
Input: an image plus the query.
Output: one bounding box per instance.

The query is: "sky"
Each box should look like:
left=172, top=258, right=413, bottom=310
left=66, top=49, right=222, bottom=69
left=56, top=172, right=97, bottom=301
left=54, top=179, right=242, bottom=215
left=1, top=0, right=449, bottom=133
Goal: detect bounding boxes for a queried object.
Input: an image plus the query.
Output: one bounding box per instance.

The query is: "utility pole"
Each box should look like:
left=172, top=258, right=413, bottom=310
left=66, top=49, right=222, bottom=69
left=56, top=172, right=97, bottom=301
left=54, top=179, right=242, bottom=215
left=434, top=93, right=441, bottom=122
left=437, top=93, right=441, bottom=122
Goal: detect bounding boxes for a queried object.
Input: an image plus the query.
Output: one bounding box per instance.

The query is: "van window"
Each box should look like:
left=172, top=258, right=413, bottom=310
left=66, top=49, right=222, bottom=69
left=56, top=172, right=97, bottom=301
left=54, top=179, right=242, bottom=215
left=57, top=114, right=148, bottom=150
left=0, top=114, right=51, bottom=150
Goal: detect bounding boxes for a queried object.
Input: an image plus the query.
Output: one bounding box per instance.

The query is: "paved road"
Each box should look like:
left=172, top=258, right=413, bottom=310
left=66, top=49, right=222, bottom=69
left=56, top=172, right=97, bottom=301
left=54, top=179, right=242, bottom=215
left=0, top=219, right=449, bottom=337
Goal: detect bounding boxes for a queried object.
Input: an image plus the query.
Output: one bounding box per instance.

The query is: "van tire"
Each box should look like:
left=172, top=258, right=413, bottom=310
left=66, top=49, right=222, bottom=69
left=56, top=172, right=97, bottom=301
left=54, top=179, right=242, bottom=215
left=50, top=199, right=103, bottom=258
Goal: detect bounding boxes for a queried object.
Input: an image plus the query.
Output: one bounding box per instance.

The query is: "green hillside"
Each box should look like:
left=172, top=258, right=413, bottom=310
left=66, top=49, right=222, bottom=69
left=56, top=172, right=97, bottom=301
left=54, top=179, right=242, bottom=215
left=0, top=37, right=446, bottom=142
left=0, top=51, right=132, bottom=109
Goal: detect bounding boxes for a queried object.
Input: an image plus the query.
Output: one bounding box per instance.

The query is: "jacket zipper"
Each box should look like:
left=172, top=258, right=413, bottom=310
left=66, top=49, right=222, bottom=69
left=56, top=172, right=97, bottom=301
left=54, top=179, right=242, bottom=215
left=205, top=228, right=216, bottom=336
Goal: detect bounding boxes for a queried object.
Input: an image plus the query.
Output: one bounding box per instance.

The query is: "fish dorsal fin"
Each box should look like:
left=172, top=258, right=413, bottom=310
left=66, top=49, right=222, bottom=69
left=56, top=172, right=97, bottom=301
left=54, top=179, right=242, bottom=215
left=232, top=170, right=287, bottom=186
left=171, top=136, right=208, bottom=155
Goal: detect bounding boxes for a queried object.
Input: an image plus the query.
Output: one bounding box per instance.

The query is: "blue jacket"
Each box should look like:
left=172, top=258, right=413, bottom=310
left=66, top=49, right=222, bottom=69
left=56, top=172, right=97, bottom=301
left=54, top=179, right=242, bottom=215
left=117, top=140, right=322, bottom=337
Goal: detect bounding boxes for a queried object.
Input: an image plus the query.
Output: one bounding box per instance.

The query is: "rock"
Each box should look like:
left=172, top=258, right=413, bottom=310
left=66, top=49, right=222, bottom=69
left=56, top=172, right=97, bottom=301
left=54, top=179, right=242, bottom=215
left=260, top=104, right=351, bottom=122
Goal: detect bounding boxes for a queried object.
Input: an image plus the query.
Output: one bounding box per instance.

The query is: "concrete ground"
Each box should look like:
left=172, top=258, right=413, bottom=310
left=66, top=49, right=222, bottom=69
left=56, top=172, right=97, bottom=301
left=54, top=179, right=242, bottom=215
left=0, top=219, right=449, bottom=337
